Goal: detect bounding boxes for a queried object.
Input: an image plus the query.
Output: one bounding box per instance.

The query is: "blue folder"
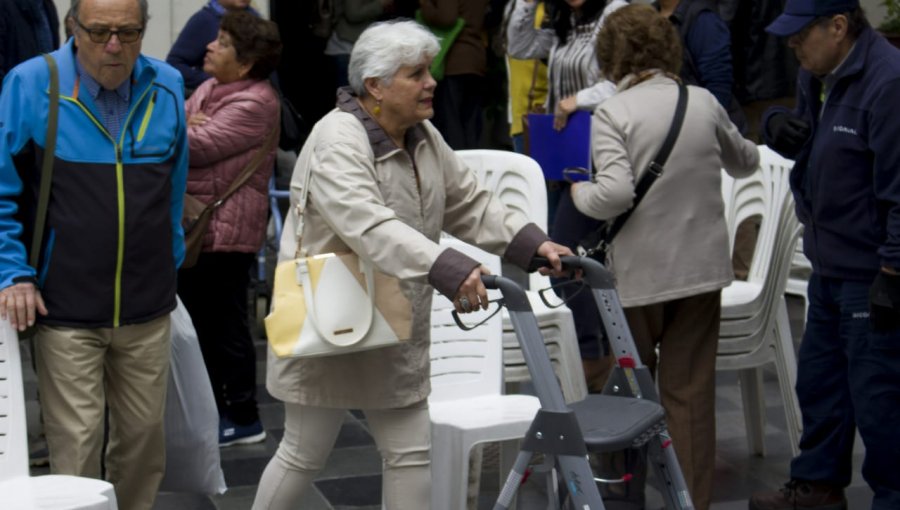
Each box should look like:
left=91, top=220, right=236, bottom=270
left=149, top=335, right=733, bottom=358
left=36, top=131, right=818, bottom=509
left=527, top=110, right=592, bottom=181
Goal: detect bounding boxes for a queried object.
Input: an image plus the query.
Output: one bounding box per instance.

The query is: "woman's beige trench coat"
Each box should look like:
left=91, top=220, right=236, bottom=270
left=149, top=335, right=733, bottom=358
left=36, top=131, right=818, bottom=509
left=267, top=89, right=548, bottom=409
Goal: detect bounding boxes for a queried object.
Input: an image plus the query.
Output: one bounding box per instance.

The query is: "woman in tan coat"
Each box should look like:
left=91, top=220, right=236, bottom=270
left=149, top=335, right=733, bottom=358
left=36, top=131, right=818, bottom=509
left=252, top=20, right=570, bottom=509
left=569, top=5, right=759, bottom=510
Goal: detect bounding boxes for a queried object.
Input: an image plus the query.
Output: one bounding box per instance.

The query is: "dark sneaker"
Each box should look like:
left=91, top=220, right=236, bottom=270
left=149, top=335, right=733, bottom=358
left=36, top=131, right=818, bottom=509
left=219, top=417, right=266, bottom=447
left=749, top=480, right=847, bottom=510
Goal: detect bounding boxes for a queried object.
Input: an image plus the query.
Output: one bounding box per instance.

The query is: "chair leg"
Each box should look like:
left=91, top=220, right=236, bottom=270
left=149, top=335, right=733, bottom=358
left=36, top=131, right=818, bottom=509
left=467, top=444, right=483, bottom=510
left=738, top=367, right=767, bottom=456
left=430, top=427, right=468, bottom=510
left=499, top=440, right=521, bottom=509
left=771, top=298, right=802, bottom=457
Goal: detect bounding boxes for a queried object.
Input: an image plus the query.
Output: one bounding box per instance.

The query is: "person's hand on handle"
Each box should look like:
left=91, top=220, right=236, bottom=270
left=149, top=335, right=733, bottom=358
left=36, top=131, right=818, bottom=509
left=0, top=282, right=48, bottom=332
left=454, top=265, right=491, bottom=314
left=554, top=95, right=577, bottom=131
left=536, top=241, right=574, bottom=277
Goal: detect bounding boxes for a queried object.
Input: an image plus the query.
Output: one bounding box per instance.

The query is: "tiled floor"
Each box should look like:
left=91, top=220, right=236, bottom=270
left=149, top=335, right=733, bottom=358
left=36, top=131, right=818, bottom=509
left=24, top=296, right=874, bottom=509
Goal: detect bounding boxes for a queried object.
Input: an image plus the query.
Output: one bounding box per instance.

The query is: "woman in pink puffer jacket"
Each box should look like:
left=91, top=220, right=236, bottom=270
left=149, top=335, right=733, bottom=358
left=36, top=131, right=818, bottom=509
left=177, top=10, right=281, bottom=447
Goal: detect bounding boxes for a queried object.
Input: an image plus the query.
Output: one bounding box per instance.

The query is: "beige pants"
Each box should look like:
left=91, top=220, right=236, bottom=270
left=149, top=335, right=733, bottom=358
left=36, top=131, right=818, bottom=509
left=34, top=316, right=171, bottom=510
left=253, top=400, right=431, bottom=510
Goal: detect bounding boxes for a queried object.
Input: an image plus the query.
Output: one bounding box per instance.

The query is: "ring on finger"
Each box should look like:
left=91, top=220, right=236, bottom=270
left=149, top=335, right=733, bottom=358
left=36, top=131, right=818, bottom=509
left=459, top=296, right=471, bottom=312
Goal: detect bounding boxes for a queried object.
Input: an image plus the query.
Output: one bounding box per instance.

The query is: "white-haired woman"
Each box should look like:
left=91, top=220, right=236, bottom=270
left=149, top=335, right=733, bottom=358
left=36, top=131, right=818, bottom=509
left=252, top=20, right=571, bottom=509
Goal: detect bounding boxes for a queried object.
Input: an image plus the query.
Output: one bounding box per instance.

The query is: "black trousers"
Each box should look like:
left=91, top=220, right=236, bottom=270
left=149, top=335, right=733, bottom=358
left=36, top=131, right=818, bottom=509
left=177, top=251, right=259, bottom=425
left=550, top=187, right=607, bottom=360
left=432, top=73, right=484, bottom=150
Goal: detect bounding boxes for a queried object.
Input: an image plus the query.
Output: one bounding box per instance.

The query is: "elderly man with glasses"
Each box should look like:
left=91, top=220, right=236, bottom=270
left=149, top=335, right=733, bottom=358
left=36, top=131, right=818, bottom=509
left=0, top=0, right=188, bottom=508
left=749, top=1, right=900, bottom=510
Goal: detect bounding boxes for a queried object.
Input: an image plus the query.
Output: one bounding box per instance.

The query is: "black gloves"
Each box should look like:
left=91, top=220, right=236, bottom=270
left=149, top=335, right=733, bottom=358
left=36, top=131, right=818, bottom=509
left=767, top=112, right=810, bottom=157
left=870, top=271, right=900, bottom=332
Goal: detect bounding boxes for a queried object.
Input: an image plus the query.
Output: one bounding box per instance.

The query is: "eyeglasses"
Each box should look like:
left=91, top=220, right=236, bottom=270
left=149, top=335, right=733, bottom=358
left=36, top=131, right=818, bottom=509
left=74, top=18, right=144, bottom=44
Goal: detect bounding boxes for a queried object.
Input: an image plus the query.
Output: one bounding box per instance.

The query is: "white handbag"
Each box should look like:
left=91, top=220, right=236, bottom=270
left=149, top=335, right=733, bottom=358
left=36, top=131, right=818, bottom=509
left=264, top=164, right=412, bottom=358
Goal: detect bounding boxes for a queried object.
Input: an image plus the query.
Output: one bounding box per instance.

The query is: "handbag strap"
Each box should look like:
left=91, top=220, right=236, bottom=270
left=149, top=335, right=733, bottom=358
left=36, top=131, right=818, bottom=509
left=30, top=54, right=60, bottom=271
left=293, top=153, right=313, bottom=258
left=204, top=122, right=279, bottom=212
left=599, top=80, right=688, bottom=247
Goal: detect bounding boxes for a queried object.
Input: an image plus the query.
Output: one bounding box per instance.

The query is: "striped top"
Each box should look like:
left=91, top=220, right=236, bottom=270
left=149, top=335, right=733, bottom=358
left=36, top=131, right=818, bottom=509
left=507, top=0, right=625, bottom=111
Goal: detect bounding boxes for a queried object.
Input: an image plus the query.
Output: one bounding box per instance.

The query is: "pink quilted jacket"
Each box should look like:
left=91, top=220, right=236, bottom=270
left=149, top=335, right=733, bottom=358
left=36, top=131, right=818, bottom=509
left=185, top=77, right=279, bottom=253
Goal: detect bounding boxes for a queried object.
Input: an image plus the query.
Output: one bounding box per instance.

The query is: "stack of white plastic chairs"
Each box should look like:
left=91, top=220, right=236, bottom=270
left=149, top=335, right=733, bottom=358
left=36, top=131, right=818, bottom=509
left=717, top=145, right=804, bottom=457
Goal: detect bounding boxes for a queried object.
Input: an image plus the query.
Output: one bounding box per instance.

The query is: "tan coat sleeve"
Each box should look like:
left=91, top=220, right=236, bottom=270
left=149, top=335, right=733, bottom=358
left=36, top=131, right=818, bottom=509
left=431, top=125, right=534, bottom=256
left=295, top=119, right=445, bottom=284
left=572, top=106, right=637, bottom=220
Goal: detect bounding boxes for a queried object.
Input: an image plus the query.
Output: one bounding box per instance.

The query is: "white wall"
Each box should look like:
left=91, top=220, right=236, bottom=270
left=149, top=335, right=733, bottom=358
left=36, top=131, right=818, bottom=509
left=862, top=0, right=887, bottom=26
left=51, top=0, right=269, bottom=60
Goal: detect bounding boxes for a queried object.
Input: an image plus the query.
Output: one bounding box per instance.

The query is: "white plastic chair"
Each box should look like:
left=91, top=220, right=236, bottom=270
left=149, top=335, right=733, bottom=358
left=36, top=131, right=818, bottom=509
left=717, top=146, right=803, bottom=457
left=455, top=150, right=548, bottom=234
left=429, top=239, right=541, bottom=510
left=455, top=149, right=587, bottom=404
left=455, top=149, right=548, bottom=291
left=500, top=292, right=586, bottom=402
left=0, top=321, right=118, bottom=510
left=740, top=154, right=810, bottom=323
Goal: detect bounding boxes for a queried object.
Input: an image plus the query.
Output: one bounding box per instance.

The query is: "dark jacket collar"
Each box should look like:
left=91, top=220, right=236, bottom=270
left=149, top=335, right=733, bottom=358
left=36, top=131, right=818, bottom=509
left=335, top=86, right=427, bottom=158
left=799, top=26, right=874, bottom=91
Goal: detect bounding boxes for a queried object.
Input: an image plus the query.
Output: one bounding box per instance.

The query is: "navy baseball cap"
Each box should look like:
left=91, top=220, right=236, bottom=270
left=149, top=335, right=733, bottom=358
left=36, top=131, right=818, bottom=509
left=766, top=0, right=860, bottom=36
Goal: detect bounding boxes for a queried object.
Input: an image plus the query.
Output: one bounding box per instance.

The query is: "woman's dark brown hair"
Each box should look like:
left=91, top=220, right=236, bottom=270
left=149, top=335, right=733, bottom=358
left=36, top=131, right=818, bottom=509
left=596, top=4, right=682, bottom=83
left=220, top=11, right=282, bottom=80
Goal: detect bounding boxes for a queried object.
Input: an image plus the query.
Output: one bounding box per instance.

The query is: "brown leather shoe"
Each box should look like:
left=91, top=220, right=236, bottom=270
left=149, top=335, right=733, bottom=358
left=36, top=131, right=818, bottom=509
left=749, top=480, right=847, bottom=510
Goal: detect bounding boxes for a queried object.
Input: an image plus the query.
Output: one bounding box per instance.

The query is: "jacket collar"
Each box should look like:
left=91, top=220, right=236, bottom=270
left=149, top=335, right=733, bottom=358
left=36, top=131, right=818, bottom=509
left=799, top=25, right=873, bottom=91
left=204, top=78, right=258, bottom=103
left=616, top=69, right=680, bottom=92
left=335, top=86, right=427, bottom=158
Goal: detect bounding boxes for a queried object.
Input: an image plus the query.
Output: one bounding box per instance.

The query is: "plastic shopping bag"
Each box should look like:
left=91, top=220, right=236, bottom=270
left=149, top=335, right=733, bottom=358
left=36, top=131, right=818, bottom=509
left=160, top=298, right=227, bottom=495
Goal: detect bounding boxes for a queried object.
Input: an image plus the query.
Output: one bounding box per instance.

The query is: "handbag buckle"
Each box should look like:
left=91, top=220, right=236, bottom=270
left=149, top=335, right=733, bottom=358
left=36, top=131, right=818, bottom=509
left=577, top=237, right=608, bottom=260
left=647, top=161, right=664, bottom=177
left=295, top=259, right=307, bottom=285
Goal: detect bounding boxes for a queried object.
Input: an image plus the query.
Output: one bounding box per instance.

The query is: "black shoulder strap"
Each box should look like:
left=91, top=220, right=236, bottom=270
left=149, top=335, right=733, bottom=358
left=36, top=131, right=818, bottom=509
left=31, top=54, right=59, bottom=271
left=603, top=80, right=688, bottom=244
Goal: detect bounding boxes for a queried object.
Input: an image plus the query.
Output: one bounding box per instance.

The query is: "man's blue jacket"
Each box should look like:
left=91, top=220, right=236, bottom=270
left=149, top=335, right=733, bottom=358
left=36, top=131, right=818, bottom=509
left=764, top=26, right=900, bottom=280
left=0, top=38, right=188, bottom=328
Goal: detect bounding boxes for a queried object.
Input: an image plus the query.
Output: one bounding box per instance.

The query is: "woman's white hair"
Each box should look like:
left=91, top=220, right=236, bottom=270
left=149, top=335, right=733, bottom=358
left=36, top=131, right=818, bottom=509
left=348, top=20, right=440, bottom=97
